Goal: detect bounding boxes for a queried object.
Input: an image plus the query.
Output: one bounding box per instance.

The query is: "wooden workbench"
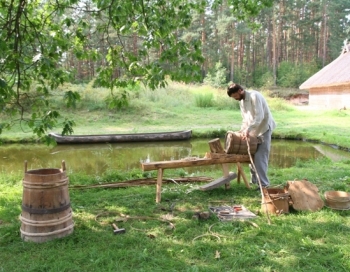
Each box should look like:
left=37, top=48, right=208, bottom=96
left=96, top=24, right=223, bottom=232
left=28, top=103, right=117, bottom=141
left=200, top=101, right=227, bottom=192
left=141, top=152, right=251, bottom=203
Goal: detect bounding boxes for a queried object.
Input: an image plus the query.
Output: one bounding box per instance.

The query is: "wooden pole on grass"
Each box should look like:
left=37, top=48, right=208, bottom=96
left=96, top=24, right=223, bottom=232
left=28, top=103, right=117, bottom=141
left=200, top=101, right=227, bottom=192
left=246, top=137, right=271, bottom=225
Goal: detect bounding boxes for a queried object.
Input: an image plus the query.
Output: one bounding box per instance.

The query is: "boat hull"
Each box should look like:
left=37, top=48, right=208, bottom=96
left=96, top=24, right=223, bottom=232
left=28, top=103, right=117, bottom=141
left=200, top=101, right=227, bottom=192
left=49, top=130, right=192, bottom=144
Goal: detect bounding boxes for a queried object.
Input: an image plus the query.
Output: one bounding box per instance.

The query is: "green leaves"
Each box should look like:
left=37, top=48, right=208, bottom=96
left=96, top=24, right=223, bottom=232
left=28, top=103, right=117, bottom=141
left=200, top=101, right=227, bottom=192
left=217, top=0, right=274, bottom=20
left=0, top=0, right=76, bottom=141
left=0, top=79, right=13, bottom=103
left=62, top=119, right=75, bottom=135
left=89, top=0, right=207, bottom=90
left=104, top=90, right=130, bottom=110
left=64, top=91, right=81, bottom=108
left=28, top=110, right=60, bottom=137
left=0, top=122, right=10, bottom=135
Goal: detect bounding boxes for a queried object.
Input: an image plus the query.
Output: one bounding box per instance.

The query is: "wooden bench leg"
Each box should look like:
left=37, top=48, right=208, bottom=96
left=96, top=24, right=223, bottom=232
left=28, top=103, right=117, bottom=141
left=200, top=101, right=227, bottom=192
left=236, top=162, right=250, bottom=189
left=156, top=168, right=163, bottom=203
left=221, top=163, right=231, bottom=189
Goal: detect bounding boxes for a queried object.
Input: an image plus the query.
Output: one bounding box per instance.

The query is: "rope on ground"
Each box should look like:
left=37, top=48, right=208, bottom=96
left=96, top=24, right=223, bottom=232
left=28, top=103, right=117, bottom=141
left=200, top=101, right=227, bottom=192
left=208, top=223, right=232, bottom=239
left=192, top=233, right=221, bottom=242
left=192, top=219, right=260, bottom=243
left=95, top=212, right=173, bottom=226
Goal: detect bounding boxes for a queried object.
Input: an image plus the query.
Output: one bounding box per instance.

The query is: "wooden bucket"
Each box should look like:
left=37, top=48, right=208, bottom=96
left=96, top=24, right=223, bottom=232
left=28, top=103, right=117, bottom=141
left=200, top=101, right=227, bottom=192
left=20, top=161, right=74, bottom=243
left=261, top=187, right=290, bottom=214
left=224, top=131, right=258, bottom=155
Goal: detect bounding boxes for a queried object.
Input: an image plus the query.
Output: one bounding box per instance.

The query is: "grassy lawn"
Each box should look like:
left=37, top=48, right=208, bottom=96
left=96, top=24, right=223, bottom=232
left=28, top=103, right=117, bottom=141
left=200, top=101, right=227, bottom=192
left=1, top=83, right=350, bottom=271
left=1, top=82, right=349, bottom=150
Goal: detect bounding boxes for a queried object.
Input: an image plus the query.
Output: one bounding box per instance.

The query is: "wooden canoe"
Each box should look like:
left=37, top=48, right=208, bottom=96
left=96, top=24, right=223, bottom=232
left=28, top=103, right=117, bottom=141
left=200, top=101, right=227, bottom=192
left=48, top=130, right=192, bottom=144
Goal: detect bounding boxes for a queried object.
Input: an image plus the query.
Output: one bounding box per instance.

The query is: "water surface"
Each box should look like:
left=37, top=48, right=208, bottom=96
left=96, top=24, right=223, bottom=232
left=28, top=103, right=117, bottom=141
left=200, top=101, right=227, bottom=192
left=1, top=139, right=349, bottom=175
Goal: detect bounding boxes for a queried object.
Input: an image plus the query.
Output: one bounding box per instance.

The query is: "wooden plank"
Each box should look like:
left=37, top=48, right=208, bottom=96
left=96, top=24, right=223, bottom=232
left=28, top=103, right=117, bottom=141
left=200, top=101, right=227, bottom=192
left=200, top=172, right=237, bottom=191
left=142, top=156, right=250, bottom=171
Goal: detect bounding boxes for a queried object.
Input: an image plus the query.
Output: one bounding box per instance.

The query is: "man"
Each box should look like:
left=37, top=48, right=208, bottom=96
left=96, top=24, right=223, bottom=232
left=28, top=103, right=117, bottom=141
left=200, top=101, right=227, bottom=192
left=227, top=83, right=276, bottom=188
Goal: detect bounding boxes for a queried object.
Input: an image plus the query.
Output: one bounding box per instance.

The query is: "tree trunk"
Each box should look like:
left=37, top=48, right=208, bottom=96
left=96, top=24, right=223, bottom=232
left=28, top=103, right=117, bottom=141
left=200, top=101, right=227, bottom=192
left=230, top=22, right=235, bottom=82
left=272, top=7, right=277, bottom=86
left=322, top=3, right=328, bottom=67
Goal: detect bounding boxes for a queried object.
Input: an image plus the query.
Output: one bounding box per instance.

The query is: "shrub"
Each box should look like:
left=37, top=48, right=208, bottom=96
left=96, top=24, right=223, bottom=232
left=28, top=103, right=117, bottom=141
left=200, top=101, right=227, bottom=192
left=252, top=65, right=274, bottom=88
left=194, top=93, right=214, bottom=107
left=104, top=90, right=129, bottom=110
left=203, top=62, right=228, bottom=88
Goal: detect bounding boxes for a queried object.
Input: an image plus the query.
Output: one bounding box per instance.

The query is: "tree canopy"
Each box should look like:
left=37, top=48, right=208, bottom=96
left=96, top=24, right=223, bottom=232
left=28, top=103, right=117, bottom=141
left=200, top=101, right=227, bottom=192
left=0, top=0, right=274, bottom=141
left=2, top=0, right=348, bottom=141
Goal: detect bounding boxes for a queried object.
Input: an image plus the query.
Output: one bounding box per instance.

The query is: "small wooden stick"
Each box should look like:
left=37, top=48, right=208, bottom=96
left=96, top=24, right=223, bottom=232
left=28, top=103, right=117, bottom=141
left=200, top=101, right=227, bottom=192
left=156, top=168, right=163, bottom=203
left=61, top=160, right=66, bottom=171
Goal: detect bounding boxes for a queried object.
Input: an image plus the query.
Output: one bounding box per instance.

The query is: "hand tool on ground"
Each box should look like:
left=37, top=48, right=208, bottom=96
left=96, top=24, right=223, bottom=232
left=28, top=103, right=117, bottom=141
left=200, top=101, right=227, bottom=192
left=112, top=223, right=125, bottom=234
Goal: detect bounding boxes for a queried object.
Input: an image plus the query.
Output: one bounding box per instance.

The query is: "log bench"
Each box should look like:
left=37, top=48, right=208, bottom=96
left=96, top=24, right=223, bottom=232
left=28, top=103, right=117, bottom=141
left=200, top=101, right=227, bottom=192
left=141, top=138, right=251, bottom=203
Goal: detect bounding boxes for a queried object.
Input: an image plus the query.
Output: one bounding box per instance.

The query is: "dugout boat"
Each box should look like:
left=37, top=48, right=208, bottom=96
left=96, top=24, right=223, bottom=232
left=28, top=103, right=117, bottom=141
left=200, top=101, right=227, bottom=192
left=48, top=130, right=192, bottom=144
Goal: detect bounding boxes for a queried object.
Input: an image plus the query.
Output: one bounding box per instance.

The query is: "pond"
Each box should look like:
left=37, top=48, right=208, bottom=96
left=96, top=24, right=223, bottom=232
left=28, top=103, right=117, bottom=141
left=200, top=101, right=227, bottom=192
left=1, top=139, right=349, bottom=175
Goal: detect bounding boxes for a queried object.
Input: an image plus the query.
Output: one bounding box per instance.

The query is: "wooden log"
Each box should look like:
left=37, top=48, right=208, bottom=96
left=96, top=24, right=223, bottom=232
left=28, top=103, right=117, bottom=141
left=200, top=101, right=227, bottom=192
left=141, top=156, right=250, bottom=171
left=200, top=172, right=237, bottom=191
left=69, top=176, right=213, bottom=189
left=208, top=138, right=225, bottom=153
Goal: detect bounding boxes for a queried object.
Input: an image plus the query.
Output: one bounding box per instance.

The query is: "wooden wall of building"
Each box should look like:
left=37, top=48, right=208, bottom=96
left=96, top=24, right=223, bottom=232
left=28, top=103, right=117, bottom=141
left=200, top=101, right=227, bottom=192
left=309, top=85, right=350, bottom=109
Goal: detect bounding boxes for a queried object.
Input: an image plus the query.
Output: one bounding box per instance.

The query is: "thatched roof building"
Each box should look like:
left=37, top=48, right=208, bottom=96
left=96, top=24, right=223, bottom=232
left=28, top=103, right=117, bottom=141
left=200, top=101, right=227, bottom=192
left=299, top=43, right=350, bottom=109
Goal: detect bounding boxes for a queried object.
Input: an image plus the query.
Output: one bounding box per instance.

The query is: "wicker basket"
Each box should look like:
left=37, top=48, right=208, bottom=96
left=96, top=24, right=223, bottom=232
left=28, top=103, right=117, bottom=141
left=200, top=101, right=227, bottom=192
left=324, top=191, right=350, bottom=210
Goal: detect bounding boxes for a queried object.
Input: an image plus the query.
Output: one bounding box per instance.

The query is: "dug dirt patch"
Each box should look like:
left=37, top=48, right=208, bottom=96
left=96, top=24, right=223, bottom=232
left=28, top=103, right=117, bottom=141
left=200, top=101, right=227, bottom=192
left=287, top=93, right=309, bottom=105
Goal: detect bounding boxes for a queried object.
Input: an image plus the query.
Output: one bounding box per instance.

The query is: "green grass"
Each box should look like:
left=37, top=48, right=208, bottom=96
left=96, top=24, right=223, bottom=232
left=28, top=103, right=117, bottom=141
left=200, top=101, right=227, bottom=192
left=1, top=159, right=350, bottom=271
left=1, top=82, right=350, bottom=271
left=194, top=93, right=215, bottom=108
left=2, top=82, right=349, bottom=151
